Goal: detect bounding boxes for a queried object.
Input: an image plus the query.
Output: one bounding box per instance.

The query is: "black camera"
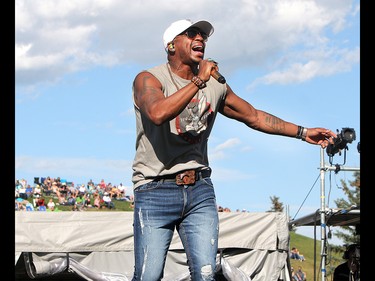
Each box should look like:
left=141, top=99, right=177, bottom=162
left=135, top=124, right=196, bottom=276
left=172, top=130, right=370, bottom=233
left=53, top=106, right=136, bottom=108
left=326, top=128, right=356, bottom=157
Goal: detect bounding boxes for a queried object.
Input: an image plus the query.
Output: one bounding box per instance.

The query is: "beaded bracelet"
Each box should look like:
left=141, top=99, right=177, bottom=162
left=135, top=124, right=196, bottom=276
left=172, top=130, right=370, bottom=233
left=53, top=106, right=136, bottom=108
left=191, top=76, right=207, bottom=89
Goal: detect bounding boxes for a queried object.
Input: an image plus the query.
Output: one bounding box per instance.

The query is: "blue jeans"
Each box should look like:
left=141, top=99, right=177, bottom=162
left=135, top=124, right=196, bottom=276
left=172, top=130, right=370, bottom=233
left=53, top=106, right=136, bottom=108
left=131, top=177, right=219, bottom=281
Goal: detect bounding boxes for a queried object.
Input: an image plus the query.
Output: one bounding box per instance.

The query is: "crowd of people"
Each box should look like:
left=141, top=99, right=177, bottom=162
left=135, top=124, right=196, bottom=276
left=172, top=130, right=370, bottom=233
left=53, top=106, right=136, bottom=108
left=14, top=177, right=242, bottom=214
left=15, top=177, right=134, bottom=211
left=15, top=177, right=242, bottom=213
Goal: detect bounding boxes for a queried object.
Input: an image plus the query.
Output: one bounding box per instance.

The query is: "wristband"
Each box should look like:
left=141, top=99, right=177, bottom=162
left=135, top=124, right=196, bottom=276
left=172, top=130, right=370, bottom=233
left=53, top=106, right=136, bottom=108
left=296, top=126, right=307, bottom=141
left=191, top=76, right=207, bottom=89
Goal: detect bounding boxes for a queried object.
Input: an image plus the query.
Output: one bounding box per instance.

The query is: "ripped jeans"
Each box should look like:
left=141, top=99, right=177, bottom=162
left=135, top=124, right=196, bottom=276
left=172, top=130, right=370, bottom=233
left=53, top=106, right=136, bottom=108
left=131, top=177, right=219, bottom=281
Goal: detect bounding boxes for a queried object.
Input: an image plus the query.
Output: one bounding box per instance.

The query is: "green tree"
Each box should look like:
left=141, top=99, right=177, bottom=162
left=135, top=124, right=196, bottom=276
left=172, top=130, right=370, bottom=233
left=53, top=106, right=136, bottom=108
left=332, top=171, right=360, bottom=253
left=268, top=195, right=284, bottom=212
left=267, top=195, right=299, bottom=232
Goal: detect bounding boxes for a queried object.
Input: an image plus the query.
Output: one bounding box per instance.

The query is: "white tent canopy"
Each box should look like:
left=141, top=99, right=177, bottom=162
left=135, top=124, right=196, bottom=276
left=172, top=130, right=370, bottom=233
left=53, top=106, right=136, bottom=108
left=15, top=211, right=292, bottom=280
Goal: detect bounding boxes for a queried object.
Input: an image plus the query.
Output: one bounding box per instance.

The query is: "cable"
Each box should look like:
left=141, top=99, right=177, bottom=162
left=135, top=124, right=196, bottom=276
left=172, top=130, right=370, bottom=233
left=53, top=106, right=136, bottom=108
left=292, top=172, right=320, bottom=220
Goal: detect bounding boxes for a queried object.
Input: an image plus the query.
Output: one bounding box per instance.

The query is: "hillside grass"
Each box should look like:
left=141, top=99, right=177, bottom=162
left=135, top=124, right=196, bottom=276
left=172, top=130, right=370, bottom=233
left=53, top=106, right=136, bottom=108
left=23, top=194, right=135, bottom=211
left=289, top=231, right=345, bottom=280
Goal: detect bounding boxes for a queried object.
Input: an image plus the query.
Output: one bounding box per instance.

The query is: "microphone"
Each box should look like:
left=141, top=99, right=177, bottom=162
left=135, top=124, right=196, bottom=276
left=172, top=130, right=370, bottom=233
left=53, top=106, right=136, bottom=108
left=211, top=70, right=226, bottom=84
left=207, top=58, right=226, bottom=84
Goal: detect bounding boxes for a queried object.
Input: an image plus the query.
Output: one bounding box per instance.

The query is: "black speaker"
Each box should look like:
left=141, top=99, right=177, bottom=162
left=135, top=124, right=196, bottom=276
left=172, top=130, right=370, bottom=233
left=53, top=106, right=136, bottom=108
left=34, top=177, right=40, bottom=184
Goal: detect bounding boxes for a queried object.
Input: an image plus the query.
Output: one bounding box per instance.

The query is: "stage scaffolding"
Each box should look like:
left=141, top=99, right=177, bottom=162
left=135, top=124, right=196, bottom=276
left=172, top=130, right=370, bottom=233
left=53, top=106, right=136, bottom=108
left=290, top=146, right=360, bottom=281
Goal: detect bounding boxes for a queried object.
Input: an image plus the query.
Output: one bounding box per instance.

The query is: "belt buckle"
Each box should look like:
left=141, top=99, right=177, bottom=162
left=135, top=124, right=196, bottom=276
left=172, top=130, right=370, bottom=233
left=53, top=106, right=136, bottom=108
left=175, top=170, right=196, bottom=185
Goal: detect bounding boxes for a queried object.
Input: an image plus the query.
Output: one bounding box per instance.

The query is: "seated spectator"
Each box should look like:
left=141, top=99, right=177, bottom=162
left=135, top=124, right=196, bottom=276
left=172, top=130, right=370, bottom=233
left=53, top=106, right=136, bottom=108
left=51, top=181, right=59, bottom=193
left=109, top=185, right=121, bottom=199
left=75, top=194, right=85, bottom=210
left=291, top=266, right=296, bottom=280
left=290, top=247, right=299, bottom=259
left=99, top=179, right=106, bottom=190
left=43, top=177, right=53, bottom=195
left=105, top=182, right=113, bottom=194
left=117, top=183, right=126, bottom=199
left=290, top=247, right=305, bottom=261
left=103, top=192, right=115, bottom=209
left=87, top=179, right=95, bottom=189
left=87, top=183, right=96, bottom=194
left=293, top=266, right=306, bottom=281
left=78, top=184, right=86, bottom=196
left=55, top=177, right=62, bottom=188
left=20, top=178, right=27, bottom=189
left=35, top=197, right=46, bottom=211
left=58, top=182, right=68, bottom=197
left=18, top=185, right=27, bottom=199
left=69, top=185, right=79, bottom=197
left=93, top=194, right=102, bottom=209
left=25, top=185, right=34, bottom=199
left=33, top=184, right=42, bottom=198
left=66, top=194, right=76, bottom=206
left=15, top=198, right=28, bottom=211
left=83, top=193, right=92, bottom=208
left=94, top=184, right=101, bottom=193
left=35, top=197, right=45, bottom=207
left=55, top=190, right=67, bottom=205
left=25, top=202, right=34, bottom=211
left=15, top=179, right=22, bottom=191
left=44, top=176, right=52, bottom=187
left=47, top=198, right=56, bottom=211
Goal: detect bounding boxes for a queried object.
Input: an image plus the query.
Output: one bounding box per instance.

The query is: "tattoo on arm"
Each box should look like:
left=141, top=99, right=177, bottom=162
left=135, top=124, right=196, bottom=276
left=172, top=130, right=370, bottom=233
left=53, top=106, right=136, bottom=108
left=264, top=114, right=285, bottom=133
left=139, top=75, right=158, bottom=103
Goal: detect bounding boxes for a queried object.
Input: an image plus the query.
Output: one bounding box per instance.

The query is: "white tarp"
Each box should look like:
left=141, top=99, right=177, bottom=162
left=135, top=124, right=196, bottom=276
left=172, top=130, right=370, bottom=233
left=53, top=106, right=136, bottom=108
left=15, top=211, right=292, bottom=280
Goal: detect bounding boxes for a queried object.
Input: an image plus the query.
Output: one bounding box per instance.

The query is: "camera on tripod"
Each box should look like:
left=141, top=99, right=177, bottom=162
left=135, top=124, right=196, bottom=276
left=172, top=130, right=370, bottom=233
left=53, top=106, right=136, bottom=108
left=326, top=127, right=356, bottom=157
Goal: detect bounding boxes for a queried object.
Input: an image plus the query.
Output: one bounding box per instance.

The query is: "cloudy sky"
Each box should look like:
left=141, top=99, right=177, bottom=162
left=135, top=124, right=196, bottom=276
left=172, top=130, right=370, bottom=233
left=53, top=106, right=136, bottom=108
left=15, top=0, right=360, bottom=244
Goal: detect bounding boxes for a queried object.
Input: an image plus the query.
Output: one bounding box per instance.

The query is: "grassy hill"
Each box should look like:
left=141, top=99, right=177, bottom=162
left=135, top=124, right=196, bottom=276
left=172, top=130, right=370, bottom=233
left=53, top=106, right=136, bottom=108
left=290, top=231, right=345, bottom=280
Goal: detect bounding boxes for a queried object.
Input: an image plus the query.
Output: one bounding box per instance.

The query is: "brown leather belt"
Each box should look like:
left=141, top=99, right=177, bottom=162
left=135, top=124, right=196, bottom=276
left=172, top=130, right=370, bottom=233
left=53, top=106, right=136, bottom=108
left=154, top=169, right=211, bottom=185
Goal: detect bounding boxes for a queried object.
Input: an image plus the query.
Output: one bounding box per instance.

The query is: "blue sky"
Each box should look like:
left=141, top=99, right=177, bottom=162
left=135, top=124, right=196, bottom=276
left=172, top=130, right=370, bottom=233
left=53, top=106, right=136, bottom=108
left=15, top=0, right=360, bottom=245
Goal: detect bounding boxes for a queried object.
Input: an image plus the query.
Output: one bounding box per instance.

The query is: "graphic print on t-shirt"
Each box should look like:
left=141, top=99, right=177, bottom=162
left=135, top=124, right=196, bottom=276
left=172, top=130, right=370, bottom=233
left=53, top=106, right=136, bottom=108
left=176, top=94, right=213, bottom=144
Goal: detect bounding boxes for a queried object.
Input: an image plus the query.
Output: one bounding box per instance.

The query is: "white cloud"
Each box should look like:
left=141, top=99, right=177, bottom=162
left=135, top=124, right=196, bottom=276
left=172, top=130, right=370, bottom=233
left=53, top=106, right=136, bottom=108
left=15, top=0, right=359, bottom=91
left=248, top=46, right=359, bottom=89
left=214, top=138, right=241, bottom=151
